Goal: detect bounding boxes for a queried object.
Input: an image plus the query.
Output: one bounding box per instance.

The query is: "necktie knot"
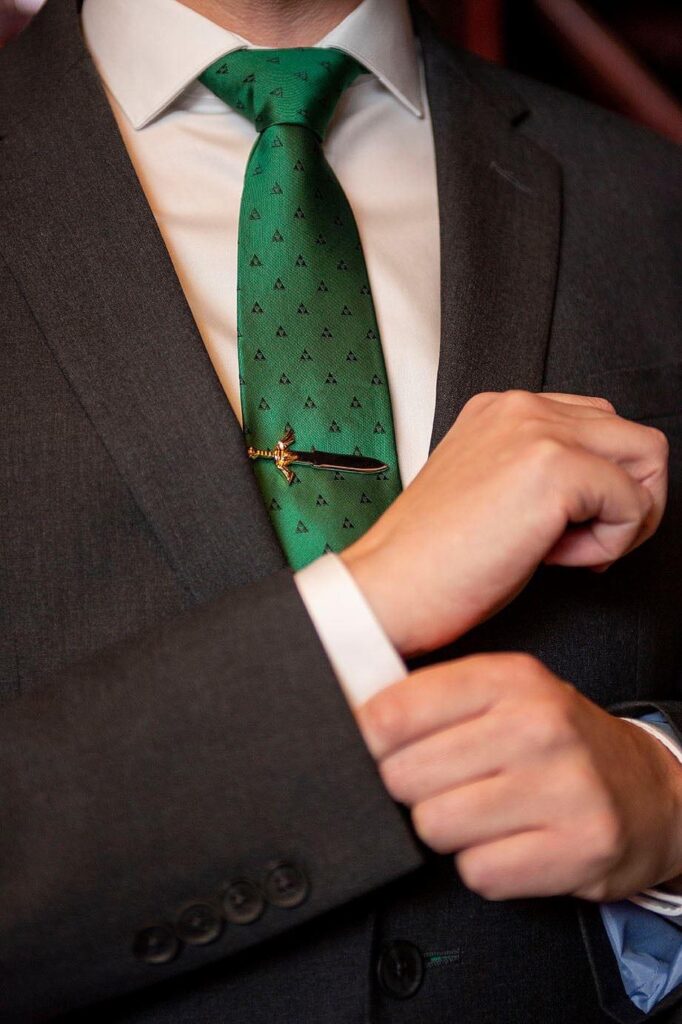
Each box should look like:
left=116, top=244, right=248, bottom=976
left=200, top=48, right=363, bottom=140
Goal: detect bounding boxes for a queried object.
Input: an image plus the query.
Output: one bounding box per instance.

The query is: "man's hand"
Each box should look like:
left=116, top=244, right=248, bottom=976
left=356, top=654, right=682, bottom=903
left=341, top=391, right=668, bottom=657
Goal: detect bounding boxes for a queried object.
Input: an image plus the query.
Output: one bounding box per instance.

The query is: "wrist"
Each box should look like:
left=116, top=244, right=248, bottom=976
left=340, top=537, right=415, bottom=658
left=649, top=731, right=682, bottom=888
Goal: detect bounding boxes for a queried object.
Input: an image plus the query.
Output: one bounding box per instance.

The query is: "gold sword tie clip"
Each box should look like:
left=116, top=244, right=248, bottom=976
left=247, top=427, right=388, bottom=484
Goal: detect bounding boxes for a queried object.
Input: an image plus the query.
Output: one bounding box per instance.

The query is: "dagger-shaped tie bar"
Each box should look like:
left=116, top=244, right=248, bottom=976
left=247, top=427, right=388, bottom=484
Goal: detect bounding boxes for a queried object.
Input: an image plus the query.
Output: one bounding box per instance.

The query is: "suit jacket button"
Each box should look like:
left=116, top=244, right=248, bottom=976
left=377, top=940, right=424, bottom=999
left=175, top=903, right=223, bottom=945
left=133, top=924, right=179, bottom=965
left=222, top=878, right=265, bottom=924
left=264, top=861, right=309, bottom=908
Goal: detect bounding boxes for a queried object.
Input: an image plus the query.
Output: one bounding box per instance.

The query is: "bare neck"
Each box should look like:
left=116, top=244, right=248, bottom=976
left=177, top=0, right=363, bottom=46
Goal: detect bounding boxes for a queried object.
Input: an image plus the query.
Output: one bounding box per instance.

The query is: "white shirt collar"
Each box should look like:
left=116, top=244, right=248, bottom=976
left=81, top=0, right=424, bottom=130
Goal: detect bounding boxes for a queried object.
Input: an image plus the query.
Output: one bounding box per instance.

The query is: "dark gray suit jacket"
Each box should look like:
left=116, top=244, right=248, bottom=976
left=1, top=1, right=681, bottom=1021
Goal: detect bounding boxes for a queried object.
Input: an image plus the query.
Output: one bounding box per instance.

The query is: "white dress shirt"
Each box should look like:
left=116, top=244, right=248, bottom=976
left=82, top=0, right=682, bottom=916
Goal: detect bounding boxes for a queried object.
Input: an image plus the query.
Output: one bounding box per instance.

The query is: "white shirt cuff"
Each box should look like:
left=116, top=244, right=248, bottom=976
left=624, top=717, right=682, bottom=916
left=294, top=552, right=407, bottom=709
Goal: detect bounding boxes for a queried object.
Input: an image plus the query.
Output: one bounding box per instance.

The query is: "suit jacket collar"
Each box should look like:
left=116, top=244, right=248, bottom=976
left=0, top=0, right=561, bottom=599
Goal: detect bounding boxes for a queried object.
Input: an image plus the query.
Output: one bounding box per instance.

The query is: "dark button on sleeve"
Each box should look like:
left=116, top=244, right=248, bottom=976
left=133, top=924, right=180, bottom=965
left=264, top=861, right=309, bottom=908
left=377, top=940, right=424, bottom=999
left=222, top=878, right=265, bottom=924
left=175, top=903, right=223, bottom=946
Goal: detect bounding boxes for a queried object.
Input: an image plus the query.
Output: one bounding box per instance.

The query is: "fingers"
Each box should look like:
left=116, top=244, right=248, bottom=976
left=380, top=716, right=503, bottom=805
left=357, top=653, right=541, bottom=761
left=544, top=447, right=655, bottom=567
left=412, top=772, right=545, bottom=854
left=533, top=397, right=668, bottom=565
left=555, top=412, right=667, bottom=478
left=555, top=414, right=668, bottom=514
left=455, top=830, right=583, bottom=900
left=473, top=392, right=668, bottom=538
left=455, top=800, right=625, bottom=901
left=357, top=658, right=491, bottom=761
left=538, top=398, right=668, bottom=520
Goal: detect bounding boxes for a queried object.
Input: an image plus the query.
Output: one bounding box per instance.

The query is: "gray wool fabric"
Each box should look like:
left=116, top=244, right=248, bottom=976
left=0, top=1, right=681, bottom=1022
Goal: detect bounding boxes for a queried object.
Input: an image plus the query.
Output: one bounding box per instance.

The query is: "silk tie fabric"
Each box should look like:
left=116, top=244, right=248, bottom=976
left=200, top=49, right=401, bottom=569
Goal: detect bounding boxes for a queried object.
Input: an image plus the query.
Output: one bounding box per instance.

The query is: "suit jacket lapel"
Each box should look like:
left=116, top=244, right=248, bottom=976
left=0, top=0, right=286, bottom=605
left=417, top=13, right=562, bottom=452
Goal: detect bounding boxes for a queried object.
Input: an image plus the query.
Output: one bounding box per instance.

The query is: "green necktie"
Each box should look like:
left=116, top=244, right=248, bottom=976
left=200, top=48, right=402, bottom=570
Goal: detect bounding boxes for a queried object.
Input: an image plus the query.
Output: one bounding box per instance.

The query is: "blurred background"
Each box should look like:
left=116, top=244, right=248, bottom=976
left=1, top=0, right=681, bottom=142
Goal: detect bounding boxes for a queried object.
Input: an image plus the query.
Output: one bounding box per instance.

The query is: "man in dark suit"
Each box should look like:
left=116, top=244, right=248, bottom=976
left=1, top=0, right=681, bottom=1020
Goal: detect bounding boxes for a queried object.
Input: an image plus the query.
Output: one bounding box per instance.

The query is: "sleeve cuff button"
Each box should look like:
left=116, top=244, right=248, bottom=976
left=133, top=924, right=180, bottom=965
left=222, top=878, right=265, bottom=924
left=264, top=861, right=309, bottom=908
left=175, top=903, right=223, bottom=945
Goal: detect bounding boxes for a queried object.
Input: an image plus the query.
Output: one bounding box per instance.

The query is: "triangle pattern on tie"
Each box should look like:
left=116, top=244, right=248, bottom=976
left=200, top=49, right=402, bottom=569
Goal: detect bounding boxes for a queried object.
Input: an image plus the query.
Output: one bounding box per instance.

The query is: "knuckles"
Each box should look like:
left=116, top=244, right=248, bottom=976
left=499, top=656, right=580, bottom=751
left=462, top=389, right=544, bottom=424
left=515, top=695, right=577, bottom=752
left=523, top=437, right=571, bottom=480
left=501, top=651, right=551, bottom=686
left=588, top=396, right=616, bottom=413
left=461, top=390, right=498, bottom=415
left=498, top=389, right=542, bottom=415
left=497, top=652, right=568, bottom=703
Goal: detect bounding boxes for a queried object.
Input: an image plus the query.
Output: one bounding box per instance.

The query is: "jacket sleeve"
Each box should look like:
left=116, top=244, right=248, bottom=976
left=0, top=568, right=424, bottom=1021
